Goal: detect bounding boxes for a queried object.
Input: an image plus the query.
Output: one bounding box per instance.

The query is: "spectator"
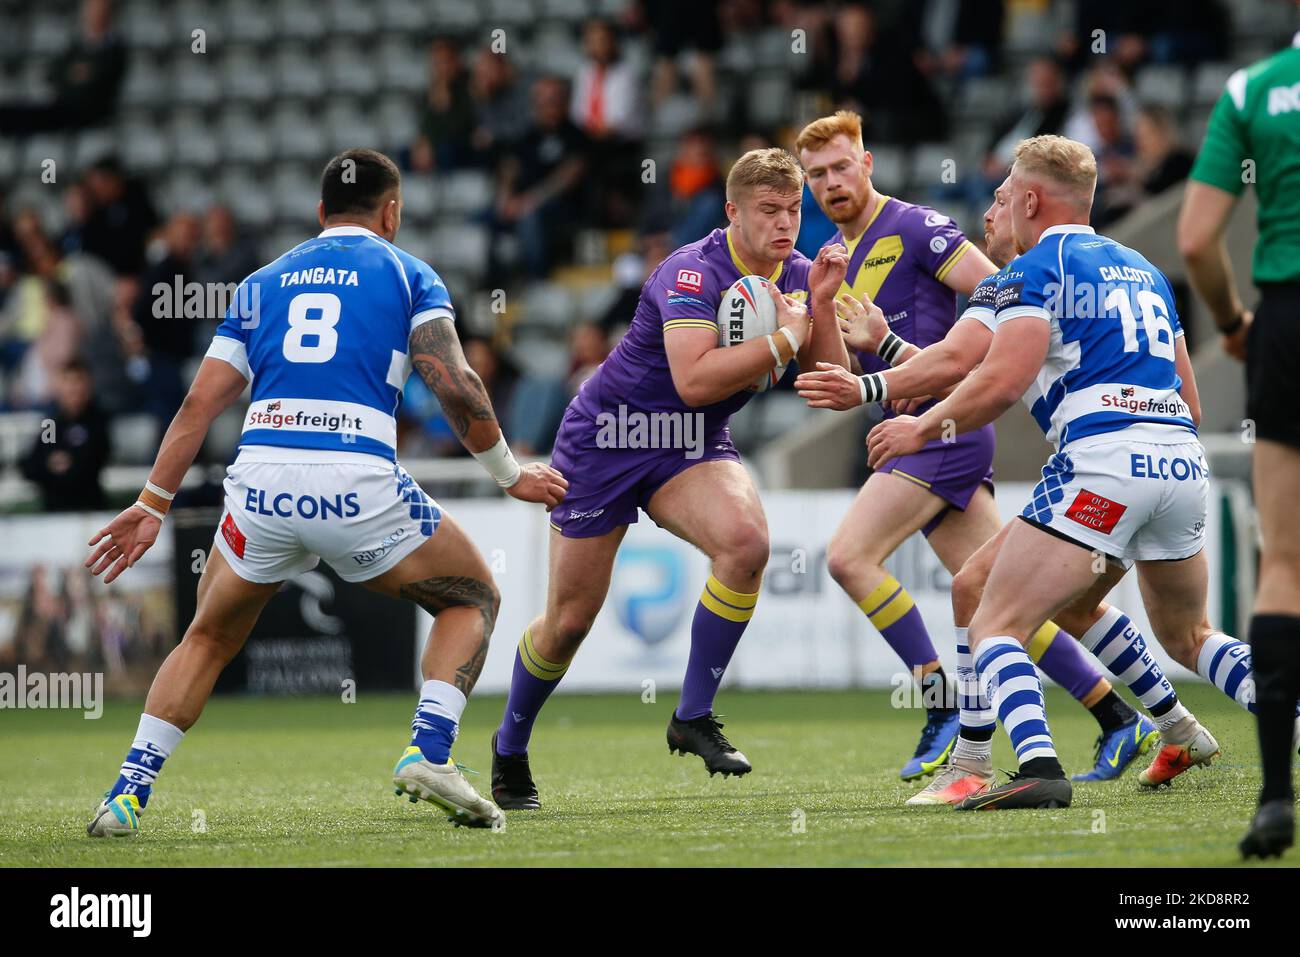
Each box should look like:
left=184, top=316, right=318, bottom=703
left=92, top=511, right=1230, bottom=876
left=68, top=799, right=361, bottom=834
left=642, top=127, right=726, bottom=250
left=910, top=0, right=1005, bottom=83
left=19, top=357, right=111, bottom=512
left=1133, top=104, right=1194, bottom=196
left=194, top=204, right=261, bottom=288
left=984, top=57, right=1070, bottom=176
left=1063, top=61, right=1138, bottom=154
left=0, top=0, right=127, bottom=135
left=1089, top=95, right=1136, bottom=225
left=572, top=19, right=642, bottom=142
left=1089, top=93, right=1137, bottom=226
left=567, top=321, right=610, bottom=395
left=643, top=0, right=722, bottom=116
left=596, top=230, right=670, bottom=340
left=469, top=50, right=530, bottom=164
left=830, top=5, right=948, bottom=144
left=78, top=157, right=160, bottom=277
left=571, top=19, right=644, bottom=225
left=193, top=204, right=262, bottom=347
left=490, top=76, right=590, bottom=281
left=411, top=39, right=475, bottom=173
left=124, top=212, right=204, bottom=433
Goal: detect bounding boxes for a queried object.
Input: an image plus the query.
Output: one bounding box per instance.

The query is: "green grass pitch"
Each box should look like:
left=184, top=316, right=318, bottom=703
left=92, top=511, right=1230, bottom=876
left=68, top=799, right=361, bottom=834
left=1, top=684, right=1294, bottom=867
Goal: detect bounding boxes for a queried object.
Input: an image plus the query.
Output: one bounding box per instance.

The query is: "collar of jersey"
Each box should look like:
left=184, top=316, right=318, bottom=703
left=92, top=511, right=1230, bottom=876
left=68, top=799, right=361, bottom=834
left=318, top=225, right=381, bottom=239
left=1037, top=223, right=1095, bottom=244
left=725, top=227, right=783, bottom=282
left=839, top=193, right=891, bottom=251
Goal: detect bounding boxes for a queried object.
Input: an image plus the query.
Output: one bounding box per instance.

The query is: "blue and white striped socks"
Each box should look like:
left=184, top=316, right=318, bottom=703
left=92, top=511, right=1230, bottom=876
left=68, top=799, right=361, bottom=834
left=1196, top=633, right=1256, bottom=713
left=411, top=678, right=466, bottom=764
left=108, top=713, right=185, bottom=809
left=975, top=636, right=1058, bottom=765
left=1080, top=607, right=1189, bottom=730
left=953, top=627, right=995, bottom=766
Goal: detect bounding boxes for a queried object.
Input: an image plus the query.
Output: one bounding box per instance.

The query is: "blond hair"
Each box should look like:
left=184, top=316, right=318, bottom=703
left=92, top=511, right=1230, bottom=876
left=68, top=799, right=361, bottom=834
left=794, top=110, right=864, bottom=155
left=1012, top=135, right=1097, bottom=201
left=726, top=147, right=803, bottom=202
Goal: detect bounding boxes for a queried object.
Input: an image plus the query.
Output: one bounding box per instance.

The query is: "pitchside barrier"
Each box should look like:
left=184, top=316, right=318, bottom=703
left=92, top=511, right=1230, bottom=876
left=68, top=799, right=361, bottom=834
left=0, top=480, right=1254, bottom=697
left=421, top=480, right=1257, bottom=695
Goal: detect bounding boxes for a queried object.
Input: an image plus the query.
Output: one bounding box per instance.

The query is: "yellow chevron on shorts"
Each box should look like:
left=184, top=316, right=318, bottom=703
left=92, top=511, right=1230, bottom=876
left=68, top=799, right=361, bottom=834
left=1027, top=621, right=1061, bottom=663
left=518, top=628, right=570, bottom=681
left=699, top=575, right=758, bottom=623
left=859, top=575, right=915, bottom=630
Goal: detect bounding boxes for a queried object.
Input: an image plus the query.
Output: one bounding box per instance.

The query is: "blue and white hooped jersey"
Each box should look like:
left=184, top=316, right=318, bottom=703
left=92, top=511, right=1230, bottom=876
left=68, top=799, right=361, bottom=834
left=993, top=224, right=1195, bottom=451
left=206, top=225, right=453, bottom=462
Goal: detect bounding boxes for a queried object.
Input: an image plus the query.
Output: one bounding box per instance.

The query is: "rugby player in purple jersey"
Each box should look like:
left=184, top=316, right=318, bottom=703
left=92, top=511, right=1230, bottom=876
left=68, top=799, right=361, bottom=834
left=793, top=112, right=1159, bottom=794
left=489, top=148, right=851, bottom=808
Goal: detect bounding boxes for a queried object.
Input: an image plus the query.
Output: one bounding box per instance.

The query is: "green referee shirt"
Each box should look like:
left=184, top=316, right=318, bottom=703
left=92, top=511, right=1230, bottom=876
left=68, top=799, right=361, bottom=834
left=1191, top=31, right=1300, bottom=283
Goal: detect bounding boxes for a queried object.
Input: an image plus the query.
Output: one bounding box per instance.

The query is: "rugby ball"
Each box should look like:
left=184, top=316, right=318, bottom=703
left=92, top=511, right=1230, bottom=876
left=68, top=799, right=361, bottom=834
left=717, top=275, right=785, bottom=393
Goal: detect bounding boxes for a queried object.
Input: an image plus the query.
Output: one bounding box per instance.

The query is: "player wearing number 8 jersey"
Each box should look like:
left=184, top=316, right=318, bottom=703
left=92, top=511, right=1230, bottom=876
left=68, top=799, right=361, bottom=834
left=84, top=149, right=567, bottom=838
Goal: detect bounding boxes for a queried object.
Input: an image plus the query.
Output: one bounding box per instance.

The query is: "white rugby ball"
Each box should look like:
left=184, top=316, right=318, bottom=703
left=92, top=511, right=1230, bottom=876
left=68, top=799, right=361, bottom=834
left=716, top=274, right=785, bottom=393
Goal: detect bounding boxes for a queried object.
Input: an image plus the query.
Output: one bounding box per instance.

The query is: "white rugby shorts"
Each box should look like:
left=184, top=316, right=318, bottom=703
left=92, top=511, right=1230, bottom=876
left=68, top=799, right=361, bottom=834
left=213, top=448, right=441, bottom=583
left=1019, top=432, right=1208, bottom=563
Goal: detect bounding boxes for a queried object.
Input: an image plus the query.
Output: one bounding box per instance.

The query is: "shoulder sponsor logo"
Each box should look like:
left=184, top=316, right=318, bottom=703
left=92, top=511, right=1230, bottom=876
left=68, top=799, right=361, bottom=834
left=929, top=236, right=949, bottom=254
left=969, top=281, right=998, bottom=306
left=994, top=281, right=1025, bottom=310
left=924, top=212, right=949, bottom=227
left=885, top=309, right=908, bottom=324
left=676, top=269, right=703, bottom=293
left=666, top=293, right=707, bottom=307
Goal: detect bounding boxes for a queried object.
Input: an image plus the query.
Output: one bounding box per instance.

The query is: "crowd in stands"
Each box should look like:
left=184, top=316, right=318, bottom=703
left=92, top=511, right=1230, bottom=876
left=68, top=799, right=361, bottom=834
left=0, top=0, right=1283, bottom=508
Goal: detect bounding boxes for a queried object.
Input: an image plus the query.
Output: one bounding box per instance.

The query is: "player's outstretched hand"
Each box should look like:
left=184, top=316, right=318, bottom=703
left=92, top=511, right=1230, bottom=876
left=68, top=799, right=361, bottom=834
left=810, top=243, right=849, bottom=301
left=767, top=281, right=811, bottom=349
left=795, top=361, right=864, bottom=410
left=85, top=506, right=161, bottom=584
left=867, top=415, right=927, bottom=469
left=1220, top=310, right=1251, bottom=362
left=506, top=462, right=569, bottom=511
left=835, top=292, right=888, bottom=353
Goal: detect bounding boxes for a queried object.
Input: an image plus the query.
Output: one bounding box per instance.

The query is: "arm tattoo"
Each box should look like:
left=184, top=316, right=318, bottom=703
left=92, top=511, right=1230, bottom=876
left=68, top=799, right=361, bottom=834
left=408, top=318, right=497, bottom=441
left=400, top=575, right=500, bottom=694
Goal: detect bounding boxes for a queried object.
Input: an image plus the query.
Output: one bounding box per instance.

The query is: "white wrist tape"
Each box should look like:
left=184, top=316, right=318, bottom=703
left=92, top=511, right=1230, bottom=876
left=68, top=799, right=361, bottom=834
left=144, top=480, right=175, bottom=501
left=766, top=334, right=782, bottom=365
left=859, top=372, right=888, bottom=404
left=473, top=435, right=523, bottom=488
left=133, top=500, right=166, bottom=521
left=877, top=332, right=908, bottom=366
left=777, top=326, right=800, bottom=358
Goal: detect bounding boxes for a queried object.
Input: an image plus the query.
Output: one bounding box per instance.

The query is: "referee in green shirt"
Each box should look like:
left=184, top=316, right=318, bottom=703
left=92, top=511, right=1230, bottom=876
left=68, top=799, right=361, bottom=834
left=1179, top=27, right=1300, bottom=859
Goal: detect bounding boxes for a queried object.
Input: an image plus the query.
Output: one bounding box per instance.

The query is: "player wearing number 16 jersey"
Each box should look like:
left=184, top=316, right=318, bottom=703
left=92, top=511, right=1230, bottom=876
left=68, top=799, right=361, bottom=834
left=84, top=149, right=566, bottom=837
left=869, top=136, right=1251, bottom=809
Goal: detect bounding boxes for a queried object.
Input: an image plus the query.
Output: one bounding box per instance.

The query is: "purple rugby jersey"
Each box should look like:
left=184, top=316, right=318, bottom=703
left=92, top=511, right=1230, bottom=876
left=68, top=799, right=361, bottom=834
left=548, top=227, right=812, bottom=538
left=572, top=227, right=812, bottom=429
left=826, top=194, right=997, bottom=516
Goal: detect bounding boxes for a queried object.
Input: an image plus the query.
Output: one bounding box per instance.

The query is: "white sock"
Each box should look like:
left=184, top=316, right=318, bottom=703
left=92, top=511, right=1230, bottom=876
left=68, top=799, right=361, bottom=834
left=416, top=678, right=467, bottom=724
left=133, top=713, right=184, bottom=756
